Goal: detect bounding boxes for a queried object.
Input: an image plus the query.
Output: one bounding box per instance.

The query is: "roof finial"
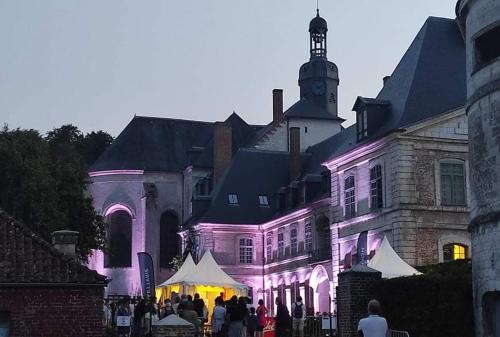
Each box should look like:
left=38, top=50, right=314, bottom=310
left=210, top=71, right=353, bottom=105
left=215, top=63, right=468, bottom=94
left=316, top=0, right=319, bottom=16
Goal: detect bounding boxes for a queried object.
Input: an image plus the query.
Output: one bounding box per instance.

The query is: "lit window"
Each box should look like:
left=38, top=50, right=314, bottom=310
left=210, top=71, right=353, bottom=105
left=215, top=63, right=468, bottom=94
left=228, top=193, right=239, bottom=205
left=266, top=233, right=273, bottom=263
left=370, top=165, right=383, bottom=210
left=344, top=175, right=356, bottom=218
left=305, top=219, right=313, bottom=252
left=258, top=195, right=269, bottom=207
left=278, top=228, right=285, bottom=257
left=239, top=238, right=253, bottom=264
left=290, top=224, right=298, bottom=254
left=443, top=243, right=467, bottom=262
left=440, top=162, right=466, bottom=206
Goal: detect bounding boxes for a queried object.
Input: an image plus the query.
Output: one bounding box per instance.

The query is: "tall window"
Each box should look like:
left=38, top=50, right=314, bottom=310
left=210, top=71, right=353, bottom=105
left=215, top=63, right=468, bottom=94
left=370, top=165, right=383, bottom=210
left=443, top=243, right=467, bottom=262
left=239, top=238, right=253, bottom=264
left=160, top=211, right=180, bottom=268
left=440, top=162, right=466, bottom=206
left=105, top=210, right=132, bottom=268
left=290, top=224, right=298, bottom=255
left=266, top=233, right=273, bottom=263
left=357, top=110, right=368, bottom=141
left=278, top=228, right=285, bottom=257
left=305, top=219, right=313, bottom=252
left=344, top=175, right=356, bottom=218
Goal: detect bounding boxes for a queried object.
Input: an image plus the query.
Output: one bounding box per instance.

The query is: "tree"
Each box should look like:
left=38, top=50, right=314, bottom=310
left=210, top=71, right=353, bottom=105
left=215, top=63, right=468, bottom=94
left=79, top=131, right=114, bottom=166
left=0, top=125, right=106, bottom=261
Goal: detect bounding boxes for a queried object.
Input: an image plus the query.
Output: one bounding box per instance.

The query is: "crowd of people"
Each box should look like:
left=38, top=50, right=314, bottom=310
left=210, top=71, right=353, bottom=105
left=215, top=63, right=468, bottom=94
left=103, top=293, right=385, bottom=337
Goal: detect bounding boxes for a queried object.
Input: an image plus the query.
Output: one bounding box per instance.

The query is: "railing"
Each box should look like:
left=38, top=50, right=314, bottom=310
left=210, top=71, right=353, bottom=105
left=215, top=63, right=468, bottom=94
left=390, top=330, right=410, bottom=337
left=308, top=249, right=331, bottom=264
left=304, top=316, right=335, bottom=337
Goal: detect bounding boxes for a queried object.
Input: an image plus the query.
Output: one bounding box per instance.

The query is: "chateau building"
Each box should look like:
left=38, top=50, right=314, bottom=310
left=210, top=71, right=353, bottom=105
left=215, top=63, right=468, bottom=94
left=87, top=10, right=472, bottom=315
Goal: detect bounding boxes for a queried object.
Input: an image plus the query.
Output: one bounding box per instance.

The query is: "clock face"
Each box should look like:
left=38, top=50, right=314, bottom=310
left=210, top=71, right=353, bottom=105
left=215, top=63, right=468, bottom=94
left=311, top=80, right=326, bottom=96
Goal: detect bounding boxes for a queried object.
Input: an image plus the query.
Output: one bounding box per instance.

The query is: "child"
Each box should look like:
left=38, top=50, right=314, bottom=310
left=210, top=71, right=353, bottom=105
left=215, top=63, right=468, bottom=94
left=247, top=307, right=259, bottom=337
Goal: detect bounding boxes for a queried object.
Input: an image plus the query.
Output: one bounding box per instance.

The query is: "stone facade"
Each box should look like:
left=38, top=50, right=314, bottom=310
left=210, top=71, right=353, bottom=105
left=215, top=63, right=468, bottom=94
left=457, top=0, right=500, bottom=335
left=325, top=109, right=471, bottom=279
left=87, top=171, right=185, bottom=295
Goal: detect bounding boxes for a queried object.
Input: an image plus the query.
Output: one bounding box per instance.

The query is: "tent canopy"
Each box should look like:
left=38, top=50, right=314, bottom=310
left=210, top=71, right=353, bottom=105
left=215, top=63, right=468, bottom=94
left=181, top=250, right=247, bottom=289
left=157, top=253, right=196, bottom=287
left=368, top=236, right=422, bottom=278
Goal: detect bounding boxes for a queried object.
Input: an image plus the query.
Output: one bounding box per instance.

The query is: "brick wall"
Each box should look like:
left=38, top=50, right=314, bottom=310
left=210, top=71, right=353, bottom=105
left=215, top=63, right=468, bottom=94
left=336, top=266, right=381, bottom=337
left=0, top=287, right=104, bottom=337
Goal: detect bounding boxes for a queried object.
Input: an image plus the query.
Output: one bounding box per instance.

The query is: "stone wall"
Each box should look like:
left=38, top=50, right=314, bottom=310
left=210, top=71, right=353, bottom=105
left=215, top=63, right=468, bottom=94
left=0, top=287, right=104, bottom=337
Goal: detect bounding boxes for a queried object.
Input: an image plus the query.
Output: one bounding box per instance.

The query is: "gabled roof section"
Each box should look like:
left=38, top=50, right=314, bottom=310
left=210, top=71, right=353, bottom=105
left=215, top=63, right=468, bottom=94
left=90, top=114, right=262, bottom=172
left=0, top=210, right=107, bottom=286
left=201, top=149, right=291, bottom=224
left=285, top=98, right=345, bottom=121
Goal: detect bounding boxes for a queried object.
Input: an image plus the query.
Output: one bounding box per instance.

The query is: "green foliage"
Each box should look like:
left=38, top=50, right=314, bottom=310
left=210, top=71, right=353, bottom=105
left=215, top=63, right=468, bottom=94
left=169, top=255, right=184, bottom=271
left=373, top=259, right=473, bottom=337
left=0, top=124, right=112, bottom=261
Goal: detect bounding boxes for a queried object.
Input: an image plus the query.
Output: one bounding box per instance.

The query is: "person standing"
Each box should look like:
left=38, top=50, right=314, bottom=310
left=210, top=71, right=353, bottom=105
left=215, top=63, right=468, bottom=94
left=255, top=299, right=268, bottom=337
left=246, top=307, right=259, bottom=337
left=291, top=296, right=306, bottom=337
left=357, top=300, right=388, bottom=337
left=274, top=297, right=291, bottom=337
left=211, top=297, right=227, bottom=337
left=226, top=295, right=245, bottom=337
left=103, top=299, right=112, bottom=327
left=183, top=301, right=202, bottom=337
left=116, top=298, right=132, bottom=337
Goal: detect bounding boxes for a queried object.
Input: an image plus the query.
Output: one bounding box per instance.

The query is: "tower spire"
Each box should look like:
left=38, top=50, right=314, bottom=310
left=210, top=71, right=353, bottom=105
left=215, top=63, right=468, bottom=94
left=309, top=9, right=328, bottom=59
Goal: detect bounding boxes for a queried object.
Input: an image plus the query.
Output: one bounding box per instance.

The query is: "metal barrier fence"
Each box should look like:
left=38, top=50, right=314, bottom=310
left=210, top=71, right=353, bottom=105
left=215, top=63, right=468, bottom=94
left=390, top=330, right=410, bottom=337
left=302, top=317, right=409, bottom=337
left=303, top=316, right=335, bottom=337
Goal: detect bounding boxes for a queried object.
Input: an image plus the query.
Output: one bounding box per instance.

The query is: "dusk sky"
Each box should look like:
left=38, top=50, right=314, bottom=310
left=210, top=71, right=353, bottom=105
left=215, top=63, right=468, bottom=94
left=0, top=0, right=458, bottom=136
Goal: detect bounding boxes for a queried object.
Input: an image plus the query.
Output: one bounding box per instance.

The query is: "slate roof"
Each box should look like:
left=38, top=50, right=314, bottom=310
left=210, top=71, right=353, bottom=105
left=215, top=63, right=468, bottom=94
left=198, top=16, right=467, bottom=225
left=318, top=16, right=466, bottom=164
left=0, top=210, right=107, bottom=286
left=90, top=113, right=261, bottom=172
left=285, top=98, right=345, bottom=121
left=200, top=149, right=291, bottom=224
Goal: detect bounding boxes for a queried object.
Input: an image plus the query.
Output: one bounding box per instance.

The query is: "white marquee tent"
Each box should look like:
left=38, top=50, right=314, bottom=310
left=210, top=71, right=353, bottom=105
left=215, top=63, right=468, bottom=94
left=156, top=250, right=247, bottom=315
left=368, top=236, right=422, bottom=279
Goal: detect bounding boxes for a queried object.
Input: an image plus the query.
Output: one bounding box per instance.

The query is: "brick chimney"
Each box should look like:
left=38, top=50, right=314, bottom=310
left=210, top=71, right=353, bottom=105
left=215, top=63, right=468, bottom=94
left=213, top=122, right=232, bottom=183
left=52, top=230, right=79, bottom=260
left=273, top=89, right=284, bottom=125
left=289, top=127, right=301, bottom=181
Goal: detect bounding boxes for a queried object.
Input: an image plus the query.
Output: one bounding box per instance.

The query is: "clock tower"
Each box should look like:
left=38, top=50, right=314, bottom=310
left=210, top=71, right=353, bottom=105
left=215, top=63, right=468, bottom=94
left=298, top=10, right=339, bottom=117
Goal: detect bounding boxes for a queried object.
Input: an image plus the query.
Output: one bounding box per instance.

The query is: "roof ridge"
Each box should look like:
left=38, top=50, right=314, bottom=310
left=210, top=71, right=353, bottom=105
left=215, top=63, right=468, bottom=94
left=133, top=115, right=214, bottom=124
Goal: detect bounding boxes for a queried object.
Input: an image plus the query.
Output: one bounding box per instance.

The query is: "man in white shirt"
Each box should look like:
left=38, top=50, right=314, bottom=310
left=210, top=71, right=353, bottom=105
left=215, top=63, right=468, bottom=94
left=357, top=300, right=388, bottom=337
left=291, top=296, right=306, bottom=337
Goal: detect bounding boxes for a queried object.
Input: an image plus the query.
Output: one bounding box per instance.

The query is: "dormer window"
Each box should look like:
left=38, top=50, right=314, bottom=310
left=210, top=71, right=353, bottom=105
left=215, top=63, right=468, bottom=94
left=228, top=193, right=239, bottom=205
left=258, top=195, right=269, bottom=207
left=357, top=109, right=368, bottom=141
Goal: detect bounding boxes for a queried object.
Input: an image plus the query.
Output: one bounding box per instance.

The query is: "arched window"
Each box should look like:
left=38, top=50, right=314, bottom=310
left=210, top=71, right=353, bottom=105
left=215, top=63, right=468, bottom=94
left=105, top=210, right=132, bottom=268
left=160, top=211, right=180, bottom=268
left=239, top=238, right=253, bottom=264
left=443, top=243, right=468, bottom=262
left=440, top=160, right=466, bottom=206
left=370, top=165, right=383, bottom=210
left=344, top=175, right=356, bottom=218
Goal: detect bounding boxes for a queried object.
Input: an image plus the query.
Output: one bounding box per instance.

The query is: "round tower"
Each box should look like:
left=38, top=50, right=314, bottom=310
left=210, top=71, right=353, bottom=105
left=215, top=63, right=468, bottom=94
left=456, top=0, right=500, bottom=335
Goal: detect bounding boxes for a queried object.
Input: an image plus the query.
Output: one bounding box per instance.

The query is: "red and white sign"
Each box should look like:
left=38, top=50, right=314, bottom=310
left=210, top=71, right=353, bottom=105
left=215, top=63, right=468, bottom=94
left=263, top=317, right=275, bottom=337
